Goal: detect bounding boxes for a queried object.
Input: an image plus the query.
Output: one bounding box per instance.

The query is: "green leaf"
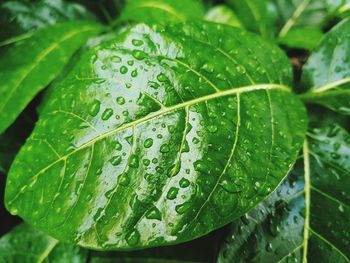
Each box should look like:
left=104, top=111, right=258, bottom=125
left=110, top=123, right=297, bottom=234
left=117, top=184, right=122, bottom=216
left=225, top=0, right=277, bottom=39
left=216, top=124, right=350, bottom=263
left=278, top=27, right=323, bottom=50
left=0, top=21, right=103, bottom=134
left=300, top=19, right=350, bottom=115
left=0, top=0, right=96, bottom=44
left=0, top=223, right=87, bottom=263
left=225, top=0, right=348, bottom=46
left=5, top=22, right=307, bottom=250
left=204, top=5, right=243, bottom=28
left=119, top=0, right=204, bottom=24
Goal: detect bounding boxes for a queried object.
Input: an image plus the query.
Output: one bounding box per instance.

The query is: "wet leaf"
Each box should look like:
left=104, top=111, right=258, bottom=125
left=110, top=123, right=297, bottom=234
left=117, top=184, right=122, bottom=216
left=0, top=21, right=104, bottom=134
left=217, top=124, right=350, bottom=263
left=0, top=0, right=96, bottom=44
left=0, top=223, right=87, bottom=263
left=5, top=22, right=307, bottom=250
left=300, top=19, right=350, bottom=115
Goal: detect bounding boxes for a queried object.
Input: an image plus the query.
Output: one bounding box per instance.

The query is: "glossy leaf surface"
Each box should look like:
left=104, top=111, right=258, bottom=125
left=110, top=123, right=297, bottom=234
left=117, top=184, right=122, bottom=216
left=301, top=19, right=350, bottom=115
left=5, top=22, right=307, bottom=250
left=0, top=223, right=87, bottom=263
left=217, top=124, right=350, bottom=263
left=119, top=0, right=204, bottom=24
left=278, top=27, right=323, bottom=50
left=225, top=0, right=277, bottom=39
left=0, top=0, right=96, bottom=43
left=205, top=5, right=243, bottom=28
left=0, top=21, right=103, bottom=134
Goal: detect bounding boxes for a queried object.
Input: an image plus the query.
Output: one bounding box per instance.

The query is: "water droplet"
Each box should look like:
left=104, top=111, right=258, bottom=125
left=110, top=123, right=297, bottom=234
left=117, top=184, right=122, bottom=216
left=192, top=137, right=200, bottom=144
left=144, top=138, right=154, bottom=148
left=129, top=154, right=139, bottom=168
left=120, top=66, right=128, bottom=74
left=179, top=178, right=190, bottom=188
left=125, top=229, right=140, bottom=246
left=175, top=201, right=192, bottom=214
left=102, top=108, right=113, bottom=120
left=116, top=96, right=125, bottom=105
left=119, top=173, right=130, bottom=186
left=115, top=142, right=122, bottom=151
left=157, top=73, right=168, bottom=82
left=132, top=39, right=144, bottom=46
left=202, top=63, right=214, bottom=73
left=110, top=155, right=122, bottom=166
left=193, top=160, right=207, bottom=173
left=339, top=205, right=344, bottom=213
left=220, top=180, right=238, bottom=193
left=146, top=207, right=162, bottom=220
left=132, top=50, right=147, bottom=60
left=167, top=187, right=179, bottom=200
left=333, top=143, right=341, bottom=151
left=111, top=56, right=122, bottom=63
left=207, top=125, right=218, bottom=133
left=160, top=144, right=170, bottom=153
left=89, top=99, right=101, bottom=117
left=143, top=159, right=150, bottom=166
left=131, top=69, right=138, bottom=78
left=331, top=152, right=341, bottom=159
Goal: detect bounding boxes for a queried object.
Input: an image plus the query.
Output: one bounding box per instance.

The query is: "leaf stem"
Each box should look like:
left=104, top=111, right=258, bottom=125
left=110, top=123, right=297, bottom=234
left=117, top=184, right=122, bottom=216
left=302, top=140, right=311, bottom=262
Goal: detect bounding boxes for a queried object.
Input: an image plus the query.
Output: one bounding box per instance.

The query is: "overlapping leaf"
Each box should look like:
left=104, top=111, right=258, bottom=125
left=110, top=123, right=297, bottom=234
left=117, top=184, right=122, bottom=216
left=301, top=19, right=350, bottom=115
left=0, top=223, right=87, bottom=263
left=119, top=0, right=204, bottom=24
left=0, top=21, right=103, bottom=133
left=204, top=5, right=243, bottom=28
left=5, top=22, right=306, bottom=250
left=216, top=124, right=350, bottom=263
left=0, top=0, right=96, bottom=44
left=226, top=0, right=349, bottom=49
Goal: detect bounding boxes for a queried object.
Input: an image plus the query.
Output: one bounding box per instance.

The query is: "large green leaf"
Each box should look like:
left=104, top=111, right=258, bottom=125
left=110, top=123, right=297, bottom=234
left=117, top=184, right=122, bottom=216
left=5, top=22, right=307, bottom=250
left=216, top=124, right=350, bottom=263
left=0, top=0, right=96, bottom=44
left=0, top=21, right=103, bottom=134
left=300, top=19, right=350, bottom=115
left=119, top=0, right=204, bottom=24
left=0, top=223, right=87, bottom=263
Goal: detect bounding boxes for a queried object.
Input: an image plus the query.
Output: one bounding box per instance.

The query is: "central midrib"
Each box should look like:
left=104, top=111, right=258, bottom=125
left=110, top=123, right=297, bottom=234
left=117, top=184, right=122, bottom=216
left=8, top=84, right=289, bottom=203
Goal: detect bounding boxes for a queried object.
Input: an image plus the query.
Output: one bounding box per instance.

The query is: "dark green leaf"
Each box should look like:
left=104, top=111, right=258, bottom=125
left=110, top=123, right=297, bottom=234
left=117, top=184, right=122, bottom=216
left=226, top=0, right=348, bottom=46
left=119, top=0, right=204, bottom=24
left=216, top=124, right=350, bottom=263
left=0, top=0, right=96, bottom=44
left=278, top=27, right=323, bottom=50
left=300, top=19, right=350, bottom=115
left=0, top=21, right=104, bottom=134
left=0, top=223, right=87, bottom=263
left=5, top=22, right=307, bottom=250
left=204, top=5, right=243, bottom=28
